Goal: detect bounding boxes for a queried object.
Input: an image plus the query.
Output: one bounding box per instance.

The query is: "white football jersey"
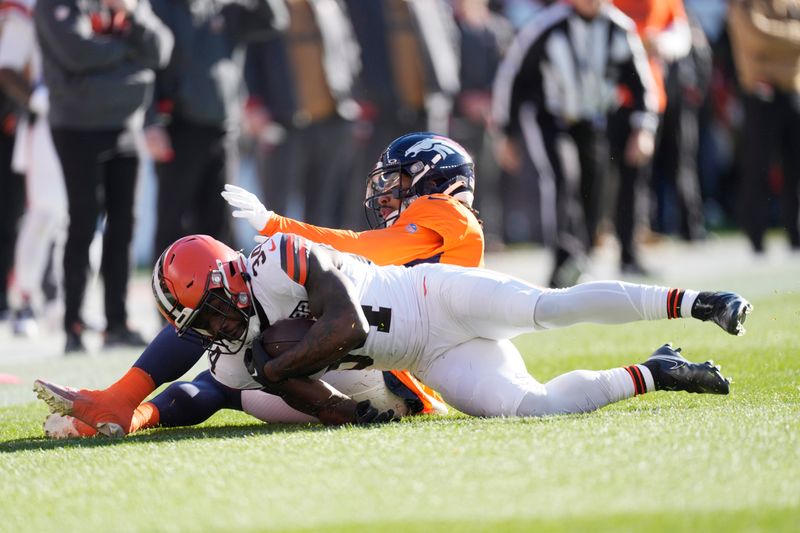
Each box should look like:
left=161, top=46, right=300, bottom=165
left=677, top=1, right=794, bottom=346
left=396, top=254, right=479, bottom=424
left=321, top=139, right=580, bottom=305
left=247, top=233, right=430, bottom=372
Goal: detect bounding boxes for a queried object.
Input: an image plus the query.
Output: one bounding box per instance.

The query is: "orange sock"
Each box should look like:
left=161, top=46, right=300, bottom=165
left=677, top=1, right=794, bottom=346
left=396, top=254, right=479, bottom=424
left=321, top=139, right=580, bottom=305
left=101, top=367, right=156, bottom=409
left=128, top=402, right=160, bottom=434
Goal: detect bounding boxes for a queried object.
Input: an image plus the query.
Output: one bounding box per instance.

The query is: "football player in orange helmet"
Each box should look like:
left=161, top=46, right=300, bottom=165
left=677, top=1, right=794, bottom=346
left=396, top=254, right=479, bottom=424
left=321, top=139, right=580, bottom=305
left=51, top=229, right=750, bottom=429
left=34, top=132, right=480, bottom=436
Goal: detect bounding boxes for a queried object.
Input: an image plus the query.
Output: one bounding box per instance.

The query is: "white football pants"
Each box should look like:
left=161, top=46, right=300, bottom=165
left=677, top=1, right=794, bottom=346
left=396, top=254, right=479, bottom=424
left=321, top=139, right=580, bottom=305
left=412, top=267, right=674, bottom=417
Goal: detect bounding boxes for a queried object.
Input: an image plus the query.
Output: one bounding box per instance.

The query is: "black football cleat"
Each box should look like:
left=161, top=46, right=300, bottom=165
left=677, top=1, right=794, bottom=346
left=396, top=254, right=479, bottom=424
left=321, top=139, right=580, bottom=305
left=691, top=291, right=753, bottom=336
left=642, top=343, right=730, bottom=395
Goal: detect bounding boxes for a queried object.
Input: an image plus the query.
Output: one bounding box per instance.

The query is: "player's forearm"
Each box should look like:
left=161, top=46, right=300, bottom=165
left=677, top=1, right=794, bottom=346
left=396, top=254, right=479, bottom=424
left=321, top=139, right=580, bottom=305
left=261, top=247, right=369, bottom=382
left=262, top=314, right=367, bottom=382
left=261, top=377, right=358, bottom=425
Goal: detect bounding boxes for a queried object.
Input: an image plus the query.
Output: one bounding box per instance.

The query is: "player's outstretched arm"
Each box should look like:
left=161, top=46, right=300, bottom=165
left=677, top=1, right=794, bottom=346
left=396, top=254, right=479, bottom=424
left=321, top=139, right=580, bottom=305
left=261, top=245, right=369, bottom=383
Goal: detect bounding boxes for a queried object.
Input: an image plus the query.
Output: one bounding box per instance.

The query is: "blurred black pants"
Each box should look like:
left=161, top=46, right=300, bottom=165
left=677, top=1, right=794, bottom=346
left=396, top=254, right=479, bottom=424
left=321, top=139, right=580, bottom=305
left=738, top=91, right=800, bottom=252
left=520, top=109, right=599, bottom=286
left=51, top=128, right=138, bottom=332
left=0, top=129, right=25, bottom=313
left=154, top=118, right=233, bottom=257
left=608, top=108, right=651, bottom=266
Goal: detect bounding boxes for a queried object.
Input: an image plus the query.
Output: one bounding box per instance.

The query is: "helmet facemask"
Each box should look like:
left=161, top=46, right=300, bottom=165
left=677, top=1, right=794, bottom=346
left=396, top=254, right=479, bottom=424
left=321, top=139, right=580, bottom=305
left=186, top=262, right=251, bottom=353
left=364, top=165, right=416, bottom=228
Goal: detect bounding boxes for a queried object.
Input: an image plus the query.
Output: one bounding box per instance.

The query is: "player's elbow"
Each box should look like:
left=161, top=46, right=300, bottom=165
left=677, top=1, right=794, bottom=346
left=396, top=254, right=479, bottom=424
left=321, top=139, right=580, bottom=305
left=348, top=312, right=370, bottom=347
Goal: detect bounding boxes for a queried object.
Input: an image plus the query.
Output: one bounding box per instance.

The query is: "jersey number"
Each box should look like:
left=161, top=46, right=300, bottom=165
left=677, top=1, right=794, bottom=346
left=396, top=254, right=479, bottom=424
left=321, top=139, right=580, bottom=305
left=325, top=305, right=391, bottom=371
left=361, top=305, right=391, bottom=333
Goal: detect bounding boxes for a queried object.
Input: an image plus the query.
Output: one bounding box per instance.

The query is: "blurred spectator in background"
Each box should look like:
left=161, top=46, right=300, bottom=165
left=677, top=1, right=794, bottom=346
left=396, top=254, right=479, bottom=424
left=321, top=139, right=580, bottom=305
left=501, top=0, right=553, bottom=29
left=34, top=0, right=173, bottom=352
left=343, top=0, right=460, bottom=228
left=492, top=0, right=657, bottom=287
left=728, top=0, right=800, bottom=253
left=451, top=0, right=514, bottom=244
left=611, top=0, right=691, bottom=274
left=0, top=0, right=25, bottom=322
left=0, top=0, right=67, bottom=337
left=146, top=0, right=287, bottom=260
left=650, top=14, right=711, bottom=242
left=684, top=0, right=735, bottom=230
left=244, top=0, right=360, bottom=229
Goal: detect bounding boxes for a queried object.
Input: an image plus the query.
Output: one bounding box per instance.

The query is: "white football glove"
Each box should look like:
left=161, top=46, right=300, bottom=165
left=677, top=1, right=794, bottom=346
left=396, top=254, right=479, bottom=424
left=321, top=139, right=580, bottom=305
left=221, top=184, right=273, bottom=232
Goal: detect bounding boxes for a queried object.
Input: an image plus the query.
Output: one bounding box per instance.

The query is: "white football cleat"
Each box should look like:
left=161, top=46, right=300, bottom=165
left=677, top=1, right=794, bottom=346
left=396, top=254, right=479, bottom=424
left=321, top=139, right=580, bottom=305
left=43, top=414, right=97, bottom=439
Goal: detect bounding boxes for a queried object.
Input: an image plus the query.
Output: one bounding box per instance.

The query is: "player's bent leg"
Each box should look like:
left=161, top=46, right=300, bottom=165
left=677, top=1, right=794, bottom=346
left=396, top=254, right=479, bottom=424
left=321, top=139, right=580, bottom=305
left=519, top=368, right=645, bottom=416
left=150, top=370, right=242, bottom=428
left=134, top=325, right=208, bottom=386
left=519, top=343, right=731, bottom=416
left=34, top=327, right=208, bottom=437
left=415, top=339, right=541, bottom=417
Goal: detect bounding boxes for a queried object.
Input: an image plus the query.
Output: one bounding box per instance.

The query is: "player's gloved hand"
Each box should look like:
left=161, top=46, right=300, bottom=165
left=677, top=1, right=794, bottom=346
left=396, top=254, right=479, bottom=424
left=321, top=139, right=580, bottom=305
left=221, top=184, right=273, bottom=232
left=354, top=400, right=395, bottom=424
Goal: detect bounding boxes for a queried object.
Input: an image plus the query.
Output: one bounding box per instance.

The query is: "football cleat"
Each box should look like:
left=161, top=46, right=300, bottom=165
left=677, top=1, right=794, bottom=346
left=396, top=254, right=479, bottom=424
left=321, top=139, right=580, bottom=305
left=33, top=379, right=128, bottom=438
left=642, top=343, right=731, bottom=395
left=43, top=413, right=97, bottom=439
left=691, top=292, right=753, bottom=336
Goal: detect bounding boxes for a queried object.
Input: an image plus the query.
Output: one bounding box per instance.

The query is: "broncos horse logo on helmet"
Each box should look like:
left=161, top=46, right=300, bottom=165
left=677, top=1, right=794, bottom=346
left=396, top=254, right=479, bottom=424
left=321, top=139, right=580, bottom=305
left=364, top=132, right=476, bottom=228
left=404, top=137, right=460, bottom=159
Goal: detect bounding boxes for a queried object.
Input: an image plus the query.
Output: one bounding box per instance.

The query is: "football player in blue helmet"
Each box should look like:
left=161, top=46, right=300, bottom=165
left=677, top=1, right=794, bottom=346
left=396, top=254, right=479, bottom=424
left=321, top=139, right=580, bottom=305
left=364, top=132, right=477, bottom=228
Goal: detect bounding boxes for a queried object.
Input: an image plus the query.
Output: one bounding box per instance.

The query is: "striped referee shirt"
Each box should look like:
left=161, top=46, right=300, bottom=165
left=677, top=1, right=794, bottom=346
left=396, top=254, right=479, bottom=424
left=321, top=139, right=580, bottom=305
left=492, top=1, right=658, bottom=134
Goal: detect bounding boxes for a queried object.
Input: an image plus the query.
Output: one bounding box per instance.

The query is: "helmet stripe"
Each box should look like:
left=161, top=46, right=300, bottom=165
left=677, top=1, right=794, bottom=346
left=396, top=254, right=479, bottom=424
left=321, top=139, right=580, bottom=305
left=279, top=234, right=310, bottom=285
left=296, top=239, right=308, bottom=286
left=152, top=255, right=177, bottom=319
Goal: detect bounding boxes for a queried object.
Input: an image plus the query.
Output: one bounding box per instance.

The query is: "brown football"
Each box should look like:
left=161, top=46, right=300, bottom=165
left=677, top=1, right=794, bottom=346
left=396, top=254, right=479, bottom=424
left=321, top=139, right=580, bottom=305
left=260, top=318, right=315, bottom=358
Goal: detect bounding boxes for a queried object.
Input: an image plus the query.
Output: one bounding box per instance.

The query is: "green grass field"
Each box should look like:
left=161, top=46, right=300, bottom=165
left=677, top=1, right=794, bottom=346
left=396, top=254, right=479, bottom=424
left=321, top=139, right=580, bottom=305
left=1, top=289, right=798, bottom=532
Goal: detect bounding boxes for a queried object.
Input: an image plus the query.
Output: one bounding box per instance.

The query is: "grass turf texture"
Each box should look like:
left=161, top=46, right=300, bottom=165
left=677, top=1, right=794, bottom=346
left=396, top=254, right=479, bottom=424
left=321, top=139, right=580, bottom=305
left=1, top=291, right=798, bottom=532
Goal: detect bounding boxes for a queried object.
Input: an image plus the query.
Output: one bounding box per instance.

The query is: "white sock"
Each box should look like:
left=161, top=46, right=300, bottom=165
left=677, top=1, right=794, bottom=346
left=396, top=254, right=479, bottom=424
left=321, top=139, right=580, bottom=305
left=681, top=290, right=699, bottom=318
left=634, top=364, right=655, bottom=392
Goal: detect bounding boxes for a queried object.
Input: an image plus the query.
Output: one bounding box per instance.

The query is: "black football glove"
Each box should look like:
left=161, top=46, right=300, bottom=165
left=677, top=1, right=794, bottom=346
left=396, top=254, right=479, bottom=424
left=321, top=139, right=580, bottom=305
left=354, top=400, right=395, bottom=424
left=244, top=336, right=272, bottom=386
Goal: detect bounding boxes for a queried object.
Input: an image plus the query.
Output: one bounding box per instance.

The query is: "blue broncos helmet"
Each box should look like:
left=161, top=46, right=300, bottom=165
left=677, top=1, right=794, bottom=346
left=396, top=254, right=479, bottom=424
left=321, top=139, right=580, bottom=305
left=364, top=132, right=476, bottom=228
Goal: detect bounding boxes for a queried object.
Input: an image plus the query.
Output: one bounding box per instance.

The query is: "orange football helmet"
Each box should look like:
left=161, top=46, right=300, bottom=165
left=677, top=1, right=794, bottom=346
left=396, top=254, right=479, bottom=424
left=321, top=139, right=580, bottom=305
left=152, top=235, right=252, bottom=353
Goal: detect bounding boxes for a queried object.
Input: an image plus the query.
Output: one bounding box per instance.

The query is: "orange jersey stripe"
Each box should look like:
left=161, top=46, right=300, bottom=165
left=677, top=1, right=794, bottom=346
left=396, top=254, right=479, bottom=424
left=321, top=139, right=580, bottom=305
left=285, top=236, right=296, bottom=281
left=297, top=239, right=308, bottom=286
